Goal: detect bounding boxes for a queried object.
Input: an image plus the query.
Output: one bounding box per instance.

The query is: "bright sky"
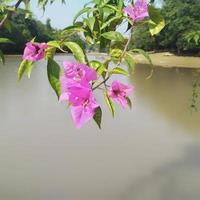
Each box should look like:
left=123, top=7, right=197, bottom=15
left=30, top=0, right=163, bottom=29
left=31, top=1, right=89, bottom=29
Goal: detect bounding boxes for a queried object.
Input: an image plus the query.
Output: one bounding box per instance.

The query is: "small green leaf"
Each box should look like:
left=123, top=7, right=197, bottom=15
left=102, top=31, right=125, bottom=42
left=84, top=16, right=95, bottom=32
left=0, top=50, right=5, bottom=64
left=89, top=60, right=102, bottom=69
left=101, top=15, right=122, bottom=30
left=124, top=52, right=136, bottom=71
left=73, top=7, right=92, bottom=24
left=148, top=6, right=165, bottom=36
left=126, top=97, right=132, bottom=109
left=93, top=107, right=102, bottom=129
left=62, top=25, right=85, bottom=36
left=0, top=38, right=14, bottom=44
left=47, top=58, right=61, bottom=98
left=110, top=48, right=123, bottom=62
left=47, top=41, right=61, bottom=49
left=131, top=49, right=152, bottom=65
left=18, top=60, right=33, bottom=80
left=89, top=60, right=105, bottom=76
left=104, top=92, right=115, bottom=117
left=45, top=46, right=56, bottom=60
left=109, top=67, right=129, bottom=76
left=64, top=41, right=87, bottom=64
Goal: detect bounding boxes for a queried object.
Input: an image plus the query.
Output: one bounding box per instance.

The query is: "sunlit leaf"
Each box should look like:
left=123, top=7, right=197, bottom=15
left=148, top=6, right=165, bottom=36
left=73, top=7, right=92, bottom=24
left=101, top=31, right=125, bottom=42
left=0, top=37, right=14, bottom=44
left=109, top=67, right=129, bottom=76
left=64, top=41, right=87, bottom=64
left=104, top=92, right=115, bottom=117
left=18, top=60, right=33, bottom=80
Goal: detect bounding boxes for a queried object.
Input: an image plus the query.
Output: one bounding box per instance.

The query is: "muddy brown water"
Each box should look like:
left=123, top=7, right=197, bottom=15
left=0, top=55, right=200, bottom=200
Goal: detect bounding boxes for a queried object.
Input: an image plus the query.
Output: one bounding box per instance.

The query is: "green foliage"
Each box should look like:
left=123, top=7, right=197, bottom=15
left=72, top=0, right=125, bottom=52
left=0, top=49, right=5, bottom=64
left=93, top=107, right=102, bottom=129
left=101, top=31, right=125, bottom=42
left=148, top=6, right=165, bottom=36
left=64, top=42, right=87, bottom=64
left=131, top=0, right=200, bottom=54
left=0, top=9, right=56, bottom=54
left=7, top=0, right=162, bottom=128
left=104, top=91, right=115, bottom=117
left=18, top=60, right=33, bottom=80
left=109, top=67, right=129, bottom=76
left=47, top=58, right=61, bottom=98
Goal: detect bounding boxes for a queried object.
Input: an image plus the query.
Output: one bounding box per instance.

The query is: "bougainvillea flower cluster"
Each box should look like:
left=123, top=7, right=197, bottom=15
left=124, top=0, right=149, bottom=22
left=60, top=62, right=99, bottom=128
left=18, top=0, right=158, bottom=129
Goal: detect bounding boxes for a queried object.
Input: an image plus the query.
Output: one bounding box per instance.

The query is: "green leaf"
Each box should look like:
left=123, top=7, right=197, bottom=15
left=110, top=48, right=123, bottom=61
left=89, top=60, right=105, bottom=76
left=131, top=49, right=152, bottom=65
left=101, top=15, right=122, bottom=30
left=47, top=40, right=61, bottom=49
left=45, top=46, right=56, bottom=60
left=64, top=41, right=87, bottom=64
left=0, top=50, right=5, bottom=64
left=47, top=58, right=61, bottom=98
left=84, top=16, right=95, bottom=32
left=0, top=38, right=14, bottom=44
left=126, top=97, right=132, bottom=109
left=93, top=107, right=102, bottom=129
left=124, top=52, right=136, bottom=71
left=104, top=92, right=115, bottom=117
left=148, top=6, right=165, bottom=36
left=62, top=25, right=85, bottom=36
left=109, top=67, right=129, bottom=76
left=18, top=60, right=33, bottom=80
left=73, top=7, right=92, bottom=24
left=101, top=31, right=125, bottom=42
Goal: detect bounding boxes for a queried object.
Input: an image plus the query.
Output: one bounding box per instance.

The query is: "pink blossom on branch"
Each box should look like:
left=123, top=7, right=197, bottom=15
left=60, top=61, right=99, bottom=128
left=124, top=0, right=149, bottom=23
left=63, top=61, right=97, bottom=83
left=108, top=81, right=133, bottom=108
left=23, top=42, right=48, bottom=61
left=68, top=84, right=99, bottom=128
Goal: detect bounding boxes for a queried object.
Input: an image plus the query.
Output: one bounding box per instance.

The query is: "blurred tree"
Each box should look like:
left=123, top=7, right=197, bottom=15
left=131, top=0, right=200, bottom=54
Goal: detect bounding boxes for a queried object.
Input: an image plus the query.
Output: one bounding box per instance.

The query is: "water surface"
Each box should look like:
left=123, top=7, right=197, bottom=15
left=0, top=55, right=200, bottom=200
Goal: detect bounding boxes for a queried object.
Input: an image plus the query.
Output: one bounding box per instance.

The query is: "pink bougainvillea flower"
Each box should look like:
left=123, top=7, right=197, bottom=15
left=63, top=61, right=97, bottom=83
left=123, top=0, right=149, bottom=23
left=59, top=61, right=97, bottom=102
left=67, top=84, right=99, bottom=128
left=108, top=81, right=133, bottom=108
left=23, top=42, right=48, bottom=61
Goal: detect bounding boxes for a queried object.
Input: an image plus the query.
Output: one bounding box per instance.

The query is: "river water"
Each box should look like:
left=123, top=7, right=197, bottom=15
left=0, top=55, right=200, bottom=200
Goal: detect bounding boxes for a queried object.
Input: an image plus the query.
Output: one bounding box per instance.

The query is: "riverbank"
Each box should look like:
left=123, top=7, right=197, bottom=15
left=90, top=52, right=200, bottom=69
left=4, top=52, right=200, bottom=69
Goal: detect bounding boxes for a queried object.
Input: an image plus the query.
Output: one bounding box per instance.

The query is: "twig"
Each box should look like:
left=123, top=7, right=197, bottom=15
left=92, top=76, right=110, bottom=91
left=92, top=27, right=134, bottom=91
left=0, top=0, right=24, bottom=29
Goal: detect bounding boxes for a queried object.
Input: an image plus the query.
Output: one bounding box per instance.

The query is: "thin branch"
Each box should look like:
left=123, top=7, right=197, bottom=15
left=92, top=27, right=134, bottom=91
left=0, top=0, right=24, bottom=29
left=92, top=76, right=110, bottom=91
